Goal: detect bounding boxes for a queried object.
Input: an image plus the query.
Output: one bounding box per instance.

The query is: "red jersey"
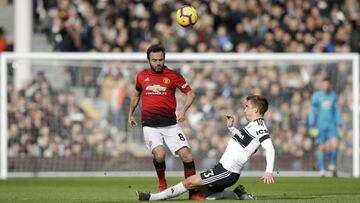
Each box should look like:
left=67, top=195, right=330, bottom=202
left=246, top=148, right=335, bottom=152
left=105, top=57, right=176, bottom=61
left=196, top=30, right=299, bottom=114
left=136, top=66, right=191, bottom=127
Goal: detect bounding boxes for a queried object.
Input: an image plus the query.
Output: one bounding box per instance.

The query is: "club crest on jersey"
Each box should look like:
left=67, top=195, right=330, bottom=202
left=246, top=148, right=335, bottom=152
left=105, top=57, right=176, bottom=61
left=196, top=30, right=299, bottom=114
left=321, top=100, right=332, bottom=108
left=144, top=77, right=150, bottom=81
left=181, top=83, right=188, bottom=89
left=145, top=84, right=167, bottom=95
left=163, top=77, right=170, bottom=84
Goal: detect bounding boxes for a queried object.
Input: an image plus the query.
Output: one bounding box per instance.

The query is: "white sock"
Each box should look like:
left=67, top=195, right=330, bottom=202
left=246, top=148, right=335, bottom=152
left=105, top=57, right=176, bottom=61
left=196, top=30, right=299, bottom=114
left=149, top=182, right=187, bottom=201
left=206, top=191, right=238, bottom=200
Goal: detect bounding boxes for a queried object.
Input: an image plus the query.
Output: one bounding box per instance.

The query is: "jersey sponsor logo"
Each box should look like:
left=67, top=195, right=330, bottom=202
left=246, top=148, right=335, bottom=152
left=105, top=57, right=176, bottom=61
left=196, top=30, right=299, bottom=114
left=163, top=77, right=170, bottom=84
left=181, top=83, right=188, bottom=89
left=256, top=129, right=269, bottom=135
left=145, top=84, right=167, bottom=95
left=321, top=99, right=332, bottom=108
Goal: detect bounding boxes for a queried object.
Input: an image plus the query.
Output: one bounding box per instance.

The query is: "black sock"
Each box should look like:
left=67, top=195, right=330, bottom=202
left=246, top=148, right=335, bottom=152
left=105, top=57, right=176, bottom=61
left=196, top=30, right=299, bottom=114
left=153, top=159, right=166, bottom=181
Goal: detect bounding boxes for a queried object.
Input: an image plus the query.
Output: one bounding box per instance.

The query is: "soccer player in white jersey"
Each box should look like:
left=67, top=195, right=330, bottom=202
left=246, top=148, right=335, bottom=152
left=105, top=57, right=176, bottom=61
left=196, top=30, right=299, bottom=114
left=137, top=95, right=275, bottom=201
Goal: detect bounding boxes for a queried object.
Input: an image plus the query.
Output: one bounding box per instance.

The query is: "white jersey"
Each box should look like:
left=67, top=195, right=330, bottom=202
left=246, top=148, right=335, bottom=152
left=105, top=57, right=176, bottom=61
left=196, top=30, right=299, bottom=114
left=219, top=118, right=272, bottom=174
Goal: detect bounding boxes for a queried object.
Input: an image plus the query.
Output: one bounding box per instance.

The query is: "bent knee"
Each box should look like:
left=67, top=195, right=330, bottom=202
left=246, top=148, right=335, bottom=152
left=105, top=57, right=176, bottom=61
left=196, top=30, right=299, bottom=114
left=178, top=148, right=193, bottom=162
left=153, top=148, right=166, bottom=162
left=181, top=154, right=193, bottom=163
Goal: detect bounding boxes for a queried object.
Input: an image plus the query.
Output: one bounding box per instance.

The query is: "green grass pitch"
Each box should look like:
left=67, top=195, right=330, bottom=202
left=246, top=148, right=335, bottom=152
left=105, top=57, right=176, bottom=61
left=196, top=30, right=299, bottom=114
left=0, top=176, right=359, bottom=202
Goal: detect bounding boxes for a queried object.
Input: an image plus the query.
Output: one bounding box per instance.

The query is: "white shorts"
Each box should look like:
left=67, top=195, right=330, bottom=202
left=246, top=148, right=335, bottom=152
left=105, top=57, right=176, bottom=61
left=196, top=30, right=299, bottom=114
left=143, top=124, right=190, bottom=156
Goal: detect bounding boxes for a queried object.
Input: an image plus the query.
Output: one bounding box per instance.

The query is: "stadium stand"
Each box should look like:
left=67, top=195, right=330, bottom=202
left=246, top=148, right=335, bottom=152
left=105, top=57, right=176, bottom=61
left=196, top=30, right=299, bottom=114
left=5, top=0, right=359, bottom=172
left=33, top=0, right=359, bottom=53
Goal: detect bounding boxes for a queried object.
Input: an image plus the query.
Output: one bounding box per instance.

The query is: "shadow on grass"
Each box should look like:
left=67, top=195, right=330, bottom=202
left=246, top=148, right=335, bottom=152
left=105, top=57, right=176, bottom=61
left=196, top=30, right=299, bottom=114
left=257, top=195, right=317, bottom=200
left=256, top=192, right=360, bottom=201
left=115, top=193, right=360, bottom=202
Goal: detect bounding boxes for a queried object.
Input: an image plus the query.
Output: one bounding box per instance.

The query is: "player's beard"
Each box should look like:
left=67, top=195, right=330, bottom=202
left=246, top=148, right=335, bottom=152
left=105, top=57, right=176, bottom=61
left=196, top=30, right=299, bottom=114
left=150, top=63, right=165, bottom=73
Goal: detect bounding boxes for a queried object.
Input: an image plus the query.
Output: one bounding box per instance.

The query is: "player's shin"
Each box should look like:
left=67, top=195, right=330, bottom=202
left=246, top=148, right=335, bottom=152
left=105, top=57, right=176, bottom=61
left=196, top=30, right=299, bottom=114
left=183, top=161, right=197, bottom=199
left=329, top=149, right=338, bottom=177
left=184, top=161, right=196, bottom=178
left=316, top=150, right=325, bottom=174
left=329, top=149, right=337, bottom=167
left=153, top=159, right=167, bottom=191
left=149, top=182, right=187, bottom=201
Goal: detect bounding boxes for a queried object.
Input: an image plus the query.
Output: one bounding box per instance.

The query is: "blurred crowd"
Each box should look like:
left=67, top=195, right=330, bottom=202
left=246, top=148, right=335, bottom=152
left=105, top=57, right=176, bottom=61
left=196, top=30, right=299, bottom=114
left=177, top=61, right=353, bottom=170
left=7, top=60, right=354, bottom=171
left=5, top=0, right=358, bottom=171
left=7, top=71, right=130, bottom=159
left=34, top=0, right=359, bottom=53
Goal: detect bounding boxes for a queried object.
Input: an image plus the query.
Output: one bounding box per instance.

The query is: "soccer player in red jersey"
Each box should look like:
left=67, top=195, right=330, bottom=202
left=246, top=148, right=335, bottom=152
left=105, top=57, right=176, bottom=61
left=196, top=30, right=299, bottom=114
left=128, top=44, right=203, bottom=200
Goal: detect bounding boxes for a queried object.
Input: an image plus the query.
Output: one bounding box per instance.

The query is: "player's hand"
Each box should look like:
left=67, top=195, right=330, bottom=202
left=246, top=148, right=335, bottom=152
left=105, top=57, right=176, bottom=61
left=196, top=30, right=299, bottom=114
left=225, top=114, right=234, bottom=128
left=338, top=128, right=345, bottom=137
left=177, top=111, right=186, bottom=122
left=260, top=173, right=274, bottom=184
left=128, top=116, right=137, bottom=127
left=309, top=128, right=319, bottom=138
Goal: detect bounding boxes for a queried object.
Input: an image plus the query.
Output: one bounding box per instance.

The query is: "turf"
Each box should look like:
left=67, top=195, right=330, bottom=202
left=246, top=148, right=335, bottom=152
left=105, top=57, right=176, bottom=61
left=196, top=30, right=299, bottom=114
left=0, top=177, right=359, bottom=203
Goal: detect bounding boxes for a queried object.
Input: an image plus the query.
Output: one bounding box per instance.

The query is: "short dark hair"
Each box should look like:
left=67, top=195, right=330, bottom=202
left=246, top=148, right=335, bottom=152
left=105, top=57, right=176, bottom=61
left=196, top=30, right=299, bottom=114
left=147, top=44, right=166, bottom=60
left=246, top=95, right=269, bottom=116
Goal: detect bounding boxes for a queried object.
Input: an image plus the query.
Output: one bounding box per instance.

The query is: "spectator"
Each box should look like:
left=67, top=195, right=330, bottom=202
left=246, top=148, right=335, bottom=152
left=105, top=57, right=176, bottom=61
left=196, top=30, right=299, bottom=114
left=6, top=0, right=357, bottom=173
left=0, top=27, right=8, bottom=52
left=33, top=0, right=359, bottom=53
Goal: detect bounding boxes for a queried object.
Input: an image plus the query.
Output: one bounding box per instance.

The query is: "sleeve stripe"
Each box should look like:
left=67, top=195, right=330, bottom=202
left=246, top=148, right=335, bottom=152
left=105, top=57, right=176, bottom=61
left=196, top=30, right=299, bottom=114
left=241, top=128, right=254, bottom=138
left=259, top=134, right=270, bottom=143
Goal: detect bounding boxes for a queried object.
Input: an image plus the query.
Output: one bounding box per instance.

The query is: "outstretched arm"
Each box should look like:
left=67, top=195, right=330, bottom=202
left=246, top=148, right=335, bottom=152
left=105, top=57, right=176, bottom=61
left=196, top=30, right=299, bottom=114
left=260, top=138, right=275, bottom=184
left=177, top=90, right=195, bottom=122
left=128, top=90, right=141, bottom=127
